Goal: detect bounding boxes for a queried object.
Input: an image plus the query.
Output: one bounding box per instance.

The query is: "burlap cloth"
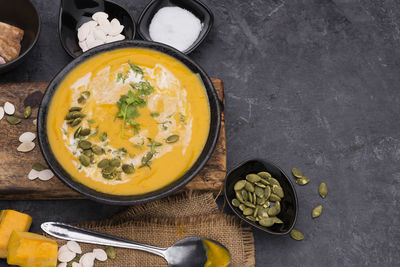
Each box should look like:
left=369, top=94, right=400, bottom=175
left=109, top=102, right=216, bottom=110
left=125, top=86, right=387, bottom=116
left=51, top=192, right=255, bottom=267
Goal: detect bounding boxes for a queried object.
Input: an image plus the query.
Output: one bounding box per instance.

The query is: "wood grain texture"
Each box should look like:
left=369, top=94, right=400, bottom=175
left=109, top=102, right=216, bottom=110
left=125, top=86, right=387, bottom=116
left=0, top=79, right=226, bottom=199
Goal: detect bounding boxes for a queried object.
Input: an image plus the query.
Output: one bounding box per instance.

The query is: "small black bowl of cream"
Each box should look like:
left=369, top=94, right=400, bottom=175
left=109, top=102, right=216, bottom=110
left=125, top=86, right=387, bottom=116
left=138, top=0, right=213, bottom=54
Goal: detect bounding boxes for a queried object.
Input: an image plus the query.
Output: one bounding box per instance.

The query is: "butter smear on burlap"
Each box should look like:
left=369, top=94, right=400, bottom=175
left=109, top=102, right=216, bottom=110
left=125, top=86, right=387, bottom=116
left=48, top=192, right=255, bottom=266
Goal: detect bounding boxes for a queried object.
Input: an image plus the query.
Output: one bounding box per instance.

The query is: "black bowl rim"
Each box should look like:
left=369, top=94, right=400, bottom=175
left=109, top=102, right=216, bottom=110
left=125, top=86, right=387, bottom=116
left=0, top=0, right=41, bottom=69
left=137, top=0, right=214, bottom=54
left=58, top=0, right=137, bottom=58
left=224, top=158, right=298, bottom=235
left=37, top=40, right=221, bottom=205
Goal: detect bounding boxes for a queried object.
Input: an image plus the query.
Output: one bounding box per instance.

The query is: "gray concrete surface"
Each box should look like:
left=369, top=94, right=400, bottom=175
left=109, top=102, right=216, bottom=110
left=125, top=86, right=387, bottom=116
left=1, top=0, right=399, bottom=266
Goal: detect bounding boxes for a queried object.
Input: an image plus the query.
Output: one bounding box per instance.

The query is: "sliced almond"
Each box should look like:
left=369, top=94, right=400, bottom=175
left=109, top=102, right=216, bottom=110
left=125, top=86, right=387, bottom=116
left=58, top=245, right=70, bottom=255
left=58, top=250, right=76, bottom=263
left=0, top=107, right=4, bottom=121
left=106, top=34, right=125, bottom=43
left=38, top=169, right=54, bottom=181
left=80, top=252, right=95, bottom=267
left=17, top=142, right=35, bottom=152
left=19, top=132, right=36, bottom=142
left=92, top=248, right=107, bottom=261
left=4, top=102, right=15, bottom=115
left=93, top=28, right=107, bottom=42
left=92, top=12, right=108, bottom=22
left=72, top=262, right=83, bottom=267
left=28, top=169, right=39, bottom=180
left=67, top=241, right=82, bottom=254
left=57, top=263, right=67, bottom=267
left=33, top=119, right=37, bottom=126
left=109, top=24, right=124, bottom=36
left=79, top=41, right=88, bottom=52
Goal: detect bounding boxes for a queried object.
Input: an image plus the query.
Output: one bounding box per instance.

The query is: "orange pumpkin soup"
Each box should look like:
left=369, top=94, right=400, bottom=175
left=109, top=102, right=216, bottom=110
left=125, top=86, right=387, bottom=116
left=47, top=48, right=210, bottom=195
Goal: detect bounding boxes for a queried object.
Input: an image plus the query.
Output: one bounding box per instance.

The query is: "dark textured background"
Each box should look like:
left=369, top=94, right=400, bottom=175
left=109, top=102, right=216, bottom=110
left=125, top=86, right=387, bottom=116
left=1, top=0, right=399, bottom=266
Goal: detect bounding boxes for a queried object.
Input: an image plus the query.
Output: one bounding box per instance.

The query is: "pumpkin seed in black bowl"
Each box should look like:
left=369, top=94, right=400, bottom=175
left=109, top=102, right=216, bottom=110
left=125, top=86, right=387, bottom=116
left=224, top=159, right=298, bottom=235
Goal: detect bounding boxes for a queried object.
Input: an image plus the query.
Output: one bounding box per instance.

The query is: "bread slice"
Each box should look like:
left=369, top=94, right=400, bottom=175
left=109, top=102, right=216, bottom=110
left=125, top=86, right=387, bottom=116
left=0, top=22, right=24, bottom=41
left=0, top=33, right=21, bottom=62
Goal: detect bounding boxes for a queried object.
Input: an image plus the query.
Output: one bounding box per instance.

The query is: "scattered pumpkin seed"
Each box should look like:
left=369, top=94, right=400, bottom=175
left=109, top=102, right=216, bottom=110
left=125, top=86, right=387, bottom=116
left=6, top=116, right=21, bottom=125
left=319, top=182, right=328, bottom=198
left=91, top=145, right=104, bottom=155
left=166, top=134, right=179, bottom=143
left=69, top=118, right=82, bottom=127
left=105, top=246, right=116, bottom=259
left=312, top=205, right=323, bottom=218
left=83, top=149, right=93, bottom=157
left=65, top=111, right=85, bottom=120
left=122, top=164, right=135, bottom=174
left=291, top=168, right=303, bottom=178
left=267, top=201, right=281, bottom=216
left=290, top=229, right=304, bottom=241
left=23, top=106, right=31, bottom=119
left=110, top=158, right=121, bottom=167
left=296, top=177, right=310, bottom=185
left=32, top=162, right=46, bottom=171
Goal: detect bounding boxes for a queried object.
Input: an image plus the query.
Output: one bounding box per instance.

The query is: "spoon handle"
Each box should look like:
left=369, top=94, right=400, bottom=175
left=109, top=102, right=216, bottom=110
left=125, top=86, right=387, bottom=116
left=41, top=222, right=167, bottom=258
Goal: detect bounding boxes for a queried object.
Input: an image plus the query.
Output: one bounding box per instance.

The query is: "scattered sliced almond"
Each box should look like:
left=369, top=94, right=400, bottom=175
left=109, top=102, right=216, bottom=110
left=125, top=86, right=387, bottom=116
left=33, top=119, right=37, bottom=126
left=28, top=169, right=40, bottom=180
left=80, top=252, right=95, bottom=267
left=0, top=107, right=4, bottom=121
left=92, top=248, right=107, bottom=261
left=57, top=263, right=67, bottom=267
left=67, top=241, right=82, bottom=254
left=4, top=102, right=15, bottom=115
left=92, top=12, right=108, bottom=22
left=38, top=169, right=54, bottom=181
left=106, top=34, right=125, bottom=43
left=17, top=142, right=35, bottom=152
left=72, top=262, right=83, bottom=267
left=19, top=132, right=36, bottom=142
left=58, top=250, right=76, bottom=263
left=58, top=245, right=70, bottom=255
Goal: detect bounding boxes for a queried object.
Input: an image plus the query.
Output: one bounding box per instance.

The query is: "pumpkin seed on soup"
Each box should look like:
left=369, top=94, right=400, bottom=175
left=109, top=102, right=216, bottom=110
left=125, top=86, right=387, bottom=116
left=122, top=164, right=135, bottom=174
left=97, top=159, right=110, bottom=168
left=91, top=145, right=104, bottom=155
left=79, top=128, right=91, bottom=136
left=110, top=158, right=121, bottom=167
left=78, top=140, right=92, bottom=150
left=69, top=107, right=82, bottom=112
left=79, top=154, right=90, bottom=167
left=166, top=134, right=179, bottom=143
left=290, top=229, right=304, bottom=241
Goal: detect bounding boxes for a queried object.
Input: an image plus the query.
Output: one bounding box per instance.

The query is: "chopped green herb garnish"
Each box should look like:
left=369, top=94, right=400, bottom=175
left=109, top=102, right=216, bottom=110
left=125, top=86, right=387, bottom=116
left=159, top=121, right=171, bottom=131
left=129, top=81, right=154, bottom=96
left=167, top=112, right=175, bottom=118
left=116, top=72, right=128, bottom=83
left=133, top=144, right=143, bottom=150
left=128, top=61, right=144, bottom=75
left=116, top=147, right=127, bottom=154
left=150, top=112, right=160, bottom=117
left=147, top=138, right=162, bottom=154
left=100, top=132, right=107, bottom=142
left=180, top=113, right=186, bottom=124
left=87, top=119, right=95, bottom=124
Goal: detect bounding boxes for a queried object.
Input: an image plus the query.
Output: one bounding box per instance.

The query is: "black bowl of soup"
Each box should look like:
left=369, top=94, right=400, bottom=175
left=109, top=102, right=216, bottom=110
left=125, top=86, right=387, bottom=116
left=38, top=40, right=220, bottom=205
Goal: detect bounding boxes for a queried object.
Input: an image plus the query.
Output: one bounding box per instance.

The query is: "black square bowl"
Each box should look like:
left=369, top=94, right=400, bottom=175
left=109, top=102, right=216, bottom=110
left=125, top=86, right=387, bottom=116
left=224, top=159, right=298, bottom=235
left=137, top=0, right=213, bottom=54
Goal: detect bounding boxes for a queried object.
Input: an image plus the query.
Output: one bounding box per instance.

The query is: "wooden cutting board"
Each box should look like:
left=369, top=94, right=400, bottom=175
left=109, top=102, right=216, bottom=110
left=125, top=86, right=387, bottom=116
left=0, top=79, right=226, bottom=199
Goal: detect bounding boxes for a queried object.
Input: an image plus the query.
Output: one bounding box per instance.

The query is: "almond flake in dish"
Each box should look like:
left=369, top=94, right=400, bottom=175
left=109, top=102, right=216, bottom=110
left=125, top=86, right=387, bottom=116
left=72, top=262, right=82, bottom=267
left=67, top=241, right=82, bottom=254
left=37, top=169, right=54, bottom=181
left=19, top=132, right=36, bottom=142
left=17, top=142, right=35, bottom=152
left=57, top=263, right=67, bottom=267
left=92, top=248, right=107, bottom=261
left=4, top=101, right=15, bottom=115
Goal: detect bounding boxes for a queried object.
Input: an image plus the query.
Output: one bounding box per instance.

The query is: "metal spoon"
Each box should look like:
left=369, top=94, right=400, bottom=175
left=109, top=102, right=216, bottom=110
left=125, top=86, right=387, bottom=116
left=41, top=222, right=230, bottom=267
